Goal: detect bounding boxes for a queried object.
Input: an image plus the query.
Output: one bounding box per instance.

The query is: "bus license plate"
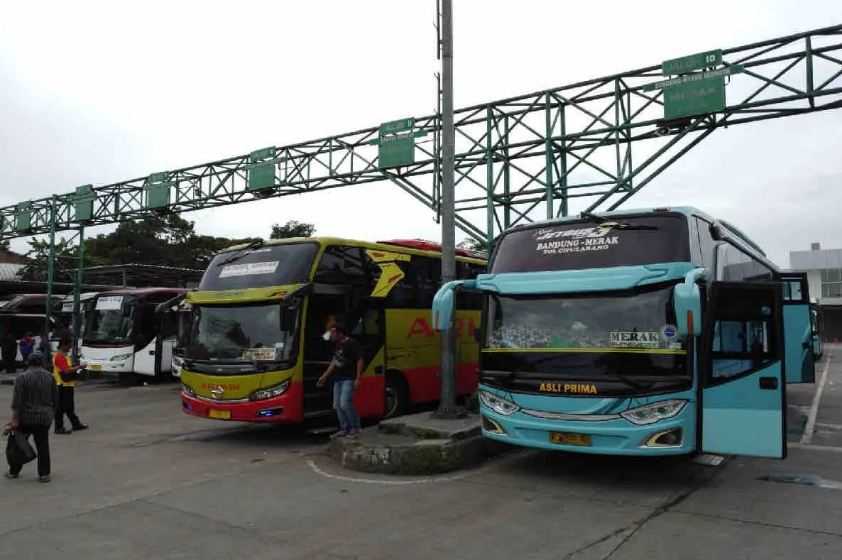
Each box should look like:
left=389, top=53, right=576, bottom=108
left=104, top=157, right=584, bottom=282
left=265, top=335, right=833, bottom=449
left=549, top=432, right=591, bottom=446
left=87, top=364, right=102, bottom=371
left=208, top=409, right=231, bottom=420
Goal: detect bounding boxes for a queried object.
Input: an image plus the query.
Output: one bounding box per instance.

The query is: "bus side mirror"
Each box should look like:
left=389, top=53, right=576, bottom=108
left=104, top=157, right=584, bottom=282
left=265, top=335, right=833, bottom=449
left=433, top=280, right=470, bottom=332
left=674, top=268, right=705, bottom=337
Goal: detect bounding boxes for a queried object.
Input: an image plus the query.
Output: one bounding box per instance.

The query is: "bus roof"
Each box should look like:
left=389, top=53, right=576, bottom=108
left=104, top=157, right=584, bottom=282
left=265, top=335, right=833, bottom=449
left=504, top=206, right=765, bottom=258
left=217, top=237, right=486, bottom=265
left=93, top=287, right=187, bottom=298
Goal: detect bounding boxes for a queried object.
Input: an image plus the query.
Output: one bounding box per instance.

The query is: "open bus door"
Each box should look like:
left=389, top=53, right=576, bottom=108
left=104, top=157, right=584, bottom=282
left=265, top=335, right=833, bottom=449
left=701, top=281, right=786, bottom=459
left=779, top=272, right=816, bottom=384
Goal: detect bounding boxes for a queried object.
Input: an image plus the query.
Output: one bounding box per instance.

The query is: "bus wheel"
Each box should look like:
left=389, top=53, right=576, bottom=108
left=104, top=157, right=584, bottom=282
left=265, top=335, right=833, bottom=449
left=384, top=373, right=409, bottom=419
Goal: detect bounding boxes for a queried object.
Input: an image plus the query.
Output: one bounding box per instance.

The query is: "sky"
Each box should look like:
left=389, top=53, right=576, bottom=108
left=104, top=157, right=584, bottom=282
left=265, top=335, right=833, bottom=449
left=1, top=0, right=841, bottom=267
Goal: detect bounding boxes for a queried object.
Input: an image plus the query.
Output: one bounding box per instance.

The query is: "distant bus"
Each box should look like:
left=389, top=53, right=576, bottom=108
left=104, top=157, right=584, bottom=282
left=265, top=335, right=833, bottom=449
left=433, top=207, right=814, bottom=459
left=0, top=313, right=60, bottom=362
left=81, top=288, right=185, bottom=378
left=178, top=237, right=485, bottom=423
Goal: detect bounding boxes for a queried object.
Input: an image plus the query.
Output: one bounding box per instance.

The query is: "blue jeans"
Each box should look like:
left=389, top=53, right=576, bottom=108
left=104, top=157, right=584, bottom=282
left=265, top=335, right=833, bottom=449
left=332, top=379, right=361, bottom=433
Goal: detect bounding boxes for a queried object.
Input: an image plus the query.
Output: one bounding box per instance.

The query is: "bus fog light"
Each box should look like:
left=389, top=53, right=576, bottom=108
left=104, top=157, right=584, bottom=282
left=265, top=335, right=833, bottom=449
left=482, top=414, right=507, bottom=434
left=644, top=428, right=683, bottom=447
left=479, top=391, right=520, bottom=416
left=621, top=400, right=686, bottom=425
left=250, top=380, right=290, bottom=401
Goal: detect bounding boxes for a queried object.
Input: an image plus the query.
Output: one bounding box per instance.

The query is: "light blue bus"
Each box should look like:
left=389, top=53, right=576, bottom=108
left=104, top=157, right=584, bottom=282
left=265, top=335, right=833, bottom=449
left=433, top=207, right=815, bottom=458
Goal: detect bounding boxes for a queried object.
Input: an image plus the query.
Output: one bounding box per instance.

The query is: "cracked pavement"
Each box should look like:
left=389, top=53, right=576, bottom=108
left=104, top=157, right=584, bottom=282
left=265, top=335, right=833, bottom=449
left=1, top=347, right=841, bottom=560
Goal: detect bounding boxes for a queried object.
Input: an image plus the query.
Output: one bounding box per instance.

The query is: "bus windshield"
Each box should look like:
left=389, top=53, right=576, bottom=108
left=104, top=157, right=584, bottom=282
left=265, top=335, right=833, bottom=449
left=491, top=214, right=689, bottom=273
left=483, top=284, right=688, bottom=380
left=85, top=296, right=134, bottom=345
left=183, top=303, right=298, bottom=363
left=200, top=242, right=319, bottom=291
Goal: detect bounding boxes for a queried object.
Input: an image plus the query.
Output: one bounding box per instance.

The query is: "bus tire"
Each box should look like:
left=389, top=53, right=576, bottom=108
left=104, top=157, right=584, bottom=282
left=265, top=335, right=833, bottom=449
left=384, top=373, right=409, bottom=419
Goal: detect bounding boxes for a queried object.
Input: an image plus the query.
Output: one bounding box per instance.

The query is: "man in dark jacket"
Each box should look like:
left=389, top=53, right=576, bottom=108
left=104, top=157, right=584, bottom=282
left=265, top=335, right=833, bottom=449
left=5, top=352, right=54, bottom=482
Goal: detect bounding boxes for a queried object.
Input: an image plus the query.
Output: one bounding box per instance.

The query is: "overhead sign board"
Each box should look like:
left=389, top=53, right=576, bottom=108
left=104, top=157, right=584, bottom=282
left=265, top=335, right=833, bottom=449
left=376, top=117, right=417, bottom=169
left=247, top=146, right=276, bottom=191
left=73, top=184, right=95, bottom=222
left=663, top=74, right=726, bottom=120
left=662, top=49, right=722, bottom=75
left=145, top=171, right=172, bottom=209
left=380, top=118, right=414, bottom=136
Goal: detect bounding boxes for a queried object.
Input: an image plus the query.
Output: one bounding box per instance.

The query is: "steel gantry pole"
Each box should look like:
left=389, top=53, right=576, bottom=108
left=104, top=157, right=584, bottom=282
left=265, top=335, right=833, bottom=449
left=436, top=0, right=459, bottom=417
left=44, top=196, right=57, bottom=366
left=71, top=226, right=85, bottom=363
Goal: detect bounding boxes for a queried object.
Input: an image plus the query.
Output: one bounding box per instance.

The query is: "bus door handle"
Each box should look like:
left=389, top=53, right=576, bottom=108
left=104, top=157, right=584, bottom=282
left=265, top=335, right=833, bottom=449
left=759, top=377, right=779, bottom=390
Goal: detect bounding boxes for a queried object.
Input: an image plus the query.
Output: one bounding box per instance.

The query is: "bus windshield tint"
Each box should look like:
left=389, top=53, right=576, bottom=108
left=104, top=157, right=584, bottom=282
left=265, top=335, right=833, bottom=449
left=85, top=299, right=134, bottom=345
left=184, top=303, right=298, bottom=363
left=484, top=285, right=687, bottom=378
left=491, top=214, right=689, bottom=273
left=200, top=243, right=319, bottom=291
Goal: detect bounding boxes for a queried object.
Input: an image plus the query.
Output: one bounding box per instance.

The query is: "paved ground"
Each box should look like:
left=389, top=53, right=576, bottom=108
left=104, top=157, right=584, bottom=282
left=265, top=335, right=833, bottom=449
left=1, top=348, right=841, bottom=560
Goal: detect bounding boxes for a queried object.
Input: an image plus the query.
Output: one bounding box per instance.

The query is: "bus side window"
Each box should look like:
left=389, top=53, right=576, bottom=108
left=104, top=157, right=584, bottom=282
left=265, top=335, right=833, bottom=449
left=710, top=295, right=776, bottom=381
left=316, top=246, right=368, bottom=285
left=715, top=242, right=773, bottom=282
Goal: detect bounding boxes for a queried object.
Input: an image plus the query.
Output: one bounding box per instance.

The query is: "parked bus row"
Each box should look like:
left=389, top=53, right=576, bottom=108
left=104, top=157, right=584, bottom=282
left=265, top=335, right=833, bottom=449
left=1, top=206, right=825, bottom=463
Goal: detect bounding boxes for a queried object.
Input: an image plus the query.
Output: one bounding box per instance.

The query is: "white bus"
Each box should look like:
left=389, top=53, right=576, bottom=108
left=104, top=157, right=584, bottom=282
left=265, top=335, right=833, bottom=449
left=81, top=288, right=185, bottom=379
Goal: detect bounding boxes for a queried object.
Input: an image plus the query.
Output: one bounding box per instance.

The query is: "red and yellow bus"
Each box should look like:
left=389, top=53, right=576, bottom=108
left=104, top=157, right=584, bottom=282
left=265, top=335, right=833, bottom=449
left=178, top=237, right=485, bottom=423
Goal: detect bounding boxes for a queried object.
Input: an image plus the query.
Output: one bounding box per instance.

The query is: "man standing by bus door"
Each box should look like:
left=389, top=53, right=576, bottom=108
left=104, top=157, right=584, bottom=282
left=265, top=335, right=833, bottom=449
left=52, top=336, right=88, bottom=435
left=317, top=323, right=364, bottom=438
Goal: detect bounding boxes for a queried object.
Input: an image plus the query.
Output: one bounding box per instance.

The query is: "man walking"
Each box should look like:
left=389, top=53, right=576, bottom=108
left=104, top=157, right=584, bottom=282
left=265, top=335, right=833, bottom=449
left=317, top=322, right=364, bottom=438
left=5, top=352, right=54, bottom=482
left=52, top=336, right=87, bottom=435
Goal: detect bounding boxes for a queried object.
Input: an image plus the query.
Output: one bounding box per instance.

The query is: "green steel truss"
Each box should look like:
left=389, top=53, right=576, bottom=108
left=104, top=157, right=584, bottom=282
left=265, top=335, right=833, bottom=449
left=2, top=24, right=842, bottom=244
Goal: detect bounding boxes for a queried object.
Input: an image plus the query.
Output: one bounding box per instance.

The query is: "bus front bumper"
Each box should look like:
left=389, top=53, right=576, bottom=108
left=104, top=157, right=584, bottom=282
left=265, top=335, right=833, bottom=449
left=181, top=387, right=302, bottom=423
left=82, top=359, right=133, bottom=375
left=480, top=403, right=697, bottom=456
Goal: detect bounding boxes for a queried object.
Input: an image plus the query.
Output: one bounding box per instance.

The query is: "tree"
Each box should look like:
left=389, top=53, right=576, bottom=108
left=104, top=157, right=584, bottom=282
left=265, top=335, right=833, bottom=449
left=270, top=220, right=315, bottom=239
left=20, top=237, right=79, bottom=282
left=458, top=237, right=490, bottom=254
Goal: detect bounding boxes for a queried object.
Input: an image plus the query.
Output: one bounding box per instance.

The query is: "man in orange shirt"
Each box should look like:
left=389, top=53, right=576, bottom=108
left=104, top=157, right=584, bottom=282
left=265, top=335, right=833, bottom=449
left=52, top=336, right=88, bottom=435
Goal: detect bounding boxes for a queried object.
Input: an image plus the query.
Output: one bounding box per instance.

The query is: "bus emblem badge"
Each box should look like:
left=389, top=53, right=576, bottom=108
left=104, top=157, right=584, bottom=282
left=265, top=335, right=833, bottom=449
left=210, top=385, right=225, bottom=399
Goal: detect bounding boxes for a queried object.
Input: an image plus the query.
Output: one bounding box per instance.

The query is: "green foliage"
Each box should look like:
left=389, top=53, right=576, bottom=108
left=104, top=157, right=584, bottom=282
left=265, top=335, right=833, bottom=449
left=20, top=237, right=78, bottom=282
left=270, top=220, right=315, bottom=240
left=457, top=237, right=489, bottom=254
left=21, top=213, right=264, bottom=280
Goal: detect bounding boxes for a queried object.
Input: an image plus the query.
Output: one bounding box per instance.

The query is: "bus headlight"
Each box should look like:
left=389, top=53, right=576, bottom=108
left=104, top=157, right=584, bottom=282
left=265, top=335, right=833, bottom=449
left=250, top=380, right=290, bottom=401
left=110, top=353, right=133, bottom=362
left=621, top=400, right=687, bottom=425
left=182, top=384, right=196, bottom=397
left=479, top=390, right=520, bottom=416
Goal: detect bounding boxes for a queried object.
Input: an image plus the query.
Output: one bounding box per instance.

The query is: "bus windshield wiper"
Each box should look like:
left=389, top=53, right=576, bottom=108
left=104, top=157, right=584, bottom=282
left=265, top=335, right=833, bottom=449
left=216, top=239, right=265, bottom=267
left=579, top=211, right=659, bottom=231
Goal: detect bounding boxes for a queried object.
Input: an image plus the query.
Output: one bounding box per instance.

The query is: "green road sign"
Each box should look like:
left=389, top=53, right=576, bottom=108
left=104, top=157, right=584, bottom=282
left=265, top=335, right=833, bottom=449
left=380, top=118, right=414, bottom=136
left=73, top=184, right=95, bottom=222
left=379, top=134, right=415, bottom=169
left=664, top=74, right=726, bottom=120
left=643, top=65, right=743, bottom=92
left=662, top=49, right=722, bottom=75
left=145, top=172, right=172, bottom=209
left=248, top=147, right=276, bottom=191
left=15, top=202, right=32, bottom=232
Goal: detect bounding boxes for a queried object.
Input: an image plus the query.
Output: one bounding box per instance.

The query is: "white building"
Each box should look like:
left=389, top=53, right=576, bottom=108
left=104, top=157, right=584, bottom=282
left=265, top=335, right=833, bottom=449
left=790, top=242, right=842, bottom=341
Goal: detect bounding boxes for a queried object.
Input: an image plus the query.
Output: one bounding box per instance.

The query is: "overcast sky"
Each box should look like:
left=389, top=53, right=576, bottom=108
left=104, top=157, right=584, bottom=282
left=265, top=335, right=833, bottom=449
left=1, top=0, right=841, bottom=267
